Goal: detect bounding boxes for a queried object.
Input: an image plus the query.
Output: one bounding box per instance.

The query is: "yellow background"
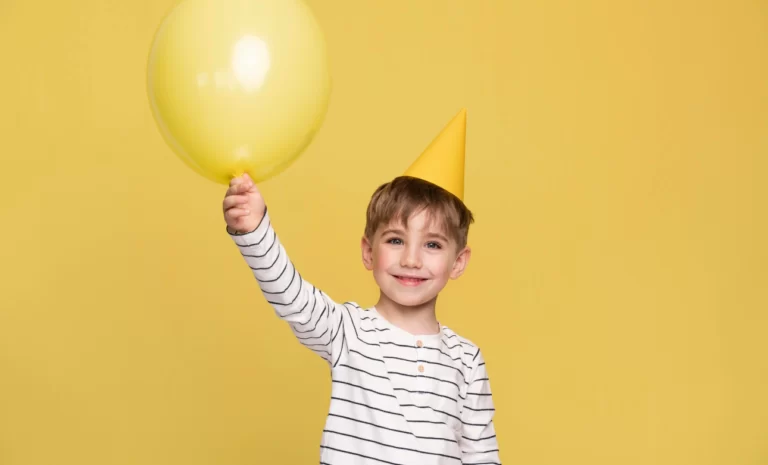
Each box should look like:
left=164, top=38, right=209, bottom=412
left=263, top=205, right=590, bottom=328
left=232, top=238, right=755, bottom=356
left=1, top=1, right=766, bottom=464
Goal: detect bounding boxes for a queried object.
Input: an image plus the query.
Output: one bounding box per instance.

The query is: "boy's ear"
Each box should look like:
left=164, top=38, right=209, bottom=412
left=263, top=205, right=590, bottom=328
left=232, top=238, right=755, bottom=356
left=450, top=246, right=471, bottom=279
left=361, top=236, right=374, bottom=270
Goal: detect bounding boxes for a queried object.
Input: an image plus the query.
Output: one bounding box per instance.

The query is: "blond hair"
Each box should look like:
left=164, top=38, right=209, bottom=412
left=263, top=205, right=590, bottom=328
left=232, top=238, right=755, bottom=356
left=364, top=176, right=474, bottom=248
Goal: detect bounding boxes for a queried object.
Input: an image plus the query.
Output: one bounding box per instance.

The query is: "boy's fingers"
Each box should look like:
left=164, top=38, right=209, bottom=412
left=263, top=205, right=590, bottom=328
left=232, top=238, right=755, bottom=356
left=240, top=174, right=256, bottom=191
left=227, top=174, right=256, bottom=193
left=223, top=195, right=249, bottom=210
left=226, top=182, right=246, bottom=196
left=225, top=207, right=250, bottom=219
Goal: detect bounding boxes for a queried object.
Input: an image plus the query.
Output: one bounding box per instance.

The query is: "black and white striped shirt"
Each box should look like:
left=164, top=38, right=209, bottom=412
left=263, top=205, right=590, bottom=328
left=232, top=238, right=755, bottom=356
left=231, top=210, right=501, bottom=465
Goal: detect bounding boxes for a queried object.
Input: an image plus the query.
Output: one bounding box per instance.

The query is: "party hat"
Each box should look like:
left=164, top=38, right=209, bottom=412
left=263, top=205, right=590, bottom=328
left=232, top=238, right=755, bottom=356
left=403, top=108, right=467, bottom=200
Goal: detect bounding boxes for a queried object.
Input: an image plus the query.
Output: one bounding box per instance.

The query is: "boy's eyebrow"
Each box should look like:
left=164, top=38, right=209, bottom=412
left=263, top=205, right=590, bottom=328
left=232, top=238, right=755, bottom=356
left=380, top=228, right=406, bottom=236
left=381, top=228, right=450, bottom=242
left=424, top=231, right=450, bottom=242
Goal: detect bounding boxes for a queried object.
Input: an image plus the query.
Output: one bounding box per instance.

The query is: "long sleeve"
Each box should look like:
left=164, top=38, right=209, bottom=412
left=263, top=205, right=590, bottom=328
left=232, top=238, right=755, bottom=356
left=229, top=209, right=347, bottom=366
left=460, top=349, right=501, bottom=464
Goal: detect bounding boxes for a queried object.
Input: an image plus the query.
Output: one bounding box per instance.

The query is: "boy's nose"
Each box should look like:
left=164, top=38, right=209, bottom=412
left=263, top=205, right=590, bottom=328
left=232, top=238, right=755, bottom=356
left=400, top=246, right=422, bottom=268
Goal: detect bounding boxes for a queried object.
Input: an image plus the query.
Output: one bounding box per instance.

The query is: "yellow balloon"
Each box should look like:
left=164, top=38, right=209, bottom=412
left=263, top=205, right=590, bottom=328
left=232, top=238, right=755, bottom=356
left=147, top=0, right=331, bottom=184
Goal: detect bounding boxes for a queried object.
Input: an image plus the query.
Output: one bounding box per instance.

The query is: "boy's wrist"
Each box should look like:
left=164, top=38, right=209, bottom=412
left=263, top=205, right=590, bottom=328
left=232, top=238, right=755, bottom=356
left=227, top=225, right=255, bottom=235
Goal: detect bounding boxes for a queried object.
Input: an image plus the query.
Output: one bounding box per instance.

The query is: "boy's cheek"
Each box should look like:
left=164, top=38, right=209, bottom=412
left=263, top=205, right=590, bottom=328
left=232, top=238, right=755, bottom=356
left=373, top=249, right=395, bottom=267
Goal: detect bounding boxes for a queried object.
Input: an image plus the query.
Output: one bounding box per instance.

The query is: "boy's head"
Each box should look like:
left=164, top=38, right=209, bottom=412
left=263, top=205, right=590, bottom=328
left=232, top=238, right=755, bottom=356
left=361, top=176, right=474, bottom=308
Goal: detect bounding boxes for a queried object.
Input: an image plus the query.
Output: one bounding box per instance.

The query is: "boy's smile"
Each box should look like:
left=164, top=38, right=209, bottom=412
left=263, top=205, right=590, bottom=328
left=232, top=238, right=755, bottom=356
left=361, top=209, right=471, bottom=309
left=393, top=275, right=427, bottom=286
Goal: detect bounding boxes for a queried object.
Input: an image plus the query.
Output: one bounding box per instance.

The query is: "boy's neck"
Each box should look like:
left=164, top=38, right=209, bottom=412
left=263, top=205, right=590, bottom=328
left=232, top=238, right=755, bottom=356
left=373, top=293, right=440, bottom=336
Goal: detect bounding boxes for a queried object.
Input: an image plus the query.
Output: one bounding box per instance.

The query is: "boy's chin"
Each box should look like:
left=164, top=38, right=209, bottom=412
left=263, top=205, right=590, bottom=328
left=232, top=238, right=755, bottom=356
left=382, top=290, right=440, bottom=308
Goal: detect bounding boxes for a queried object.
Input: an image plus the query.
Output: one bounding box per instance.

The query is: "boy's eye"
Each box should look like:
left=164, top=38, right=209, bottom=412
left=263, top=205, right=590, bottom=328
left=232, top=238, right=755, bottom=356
left=426, top=241, right=442, bottom=249
left=387, top=238, right=403, bottom=245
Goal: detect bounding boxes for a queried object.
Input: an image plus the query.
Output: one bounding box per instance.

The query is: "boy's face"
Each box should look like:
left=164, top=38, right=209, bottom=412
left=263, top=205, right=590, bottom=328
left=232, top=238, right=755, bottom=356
left=361, top=209, right=471, bottom=308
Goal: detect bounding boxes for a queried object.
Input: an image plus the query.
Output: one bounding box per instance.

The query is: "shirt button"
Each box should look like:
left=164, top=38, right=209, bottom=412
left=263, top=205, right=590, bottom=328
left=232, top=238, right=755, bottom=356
left=416, top=340, right=423, bottom=348
left=418, top=365, right=425, bottom=373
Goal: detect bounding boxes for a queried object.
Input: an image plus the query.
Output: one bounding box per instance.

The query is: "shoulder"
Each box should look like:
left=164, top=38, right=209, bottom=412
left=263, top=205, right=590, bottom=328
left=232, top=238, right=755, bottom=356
left=334, top=301, right=369, bottom=322
left=441, top=326, right=480, bottom=354
left=440, top=326, right=484, bottom=368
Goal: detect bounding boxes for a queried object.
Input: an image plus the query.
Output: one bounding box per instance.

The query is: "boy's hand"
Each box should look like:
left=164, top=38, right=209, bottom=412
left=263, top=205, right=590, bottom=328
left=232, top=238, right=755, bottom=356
left=223, top=173, right=266, bottom=234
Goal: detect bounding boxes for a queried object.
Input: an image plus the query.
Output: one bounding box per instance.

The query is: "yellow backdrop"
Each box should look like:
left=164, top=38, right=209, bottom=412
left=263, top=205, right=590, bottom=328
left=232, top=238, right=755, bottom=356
left=0, top=1, right=766, bottom=464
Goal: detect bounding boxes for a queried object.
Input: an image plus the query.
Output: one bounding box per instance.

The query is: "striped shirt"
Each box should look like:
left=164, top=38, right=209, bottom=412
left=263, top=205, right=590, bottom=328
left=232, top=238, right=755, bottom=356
left=230, top=210, right=501, bottom=465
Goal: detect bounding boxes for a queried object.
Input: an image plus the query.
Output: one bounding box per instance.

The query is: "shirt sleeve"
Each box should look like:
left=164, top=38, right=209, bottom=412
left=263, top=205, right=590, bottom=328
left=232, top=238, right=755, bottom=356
left=229, top=208, right=347, bottom=366
left=460, top=349, right=501, bottom=464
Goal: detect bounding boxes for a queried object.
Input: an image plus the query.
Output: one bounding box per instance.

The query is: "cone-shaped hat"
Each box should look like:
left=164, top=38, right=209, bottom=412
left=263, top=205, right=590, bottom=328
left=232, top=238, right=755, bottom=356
left=403, top=108, right=466, bottom=200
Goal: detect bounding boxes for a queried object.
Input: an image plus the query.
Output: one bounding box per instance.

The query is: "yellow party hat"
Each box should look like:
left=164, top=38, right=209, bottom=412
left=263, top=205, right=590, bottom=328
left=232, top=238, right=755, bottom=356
left=403, top=108, right=467, bottom=200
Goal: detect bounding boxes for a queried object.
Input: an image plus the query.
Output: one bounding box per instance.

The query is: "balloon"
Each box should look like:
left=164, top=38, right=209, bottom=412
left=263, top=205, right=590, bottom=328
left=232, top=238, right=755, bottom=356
left=147, top=0, right=331, bottom=184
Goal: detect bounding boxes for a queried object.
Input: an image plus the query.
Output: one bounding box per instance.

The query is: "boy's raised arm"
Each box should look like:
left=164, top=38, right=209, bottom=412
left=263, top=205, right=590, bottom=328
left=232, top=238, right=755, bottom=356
left=224, top=175, right=346, bottom=366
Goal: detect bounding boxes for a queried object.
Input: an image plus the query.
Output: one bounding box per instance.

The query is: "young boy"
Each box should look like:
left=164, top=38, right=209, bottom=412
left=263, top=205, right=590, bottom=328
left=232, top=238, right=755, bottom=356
left=223, top=110, right=500, bottom=465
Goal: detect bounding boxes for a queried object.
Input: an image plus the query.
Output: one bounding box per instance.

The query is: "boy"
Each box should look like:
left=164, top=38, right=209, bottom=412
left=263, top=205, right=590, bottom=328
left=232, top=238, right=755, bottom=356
left=223, top=109, right=501, bottom=465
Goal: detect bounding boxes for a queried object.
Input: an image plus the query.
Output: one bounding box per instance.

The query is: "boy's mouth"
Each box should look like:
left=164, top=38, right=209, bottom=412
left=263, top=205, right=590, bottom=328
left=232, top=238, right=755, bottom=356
left=393, top=275, right=427, bottom=286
